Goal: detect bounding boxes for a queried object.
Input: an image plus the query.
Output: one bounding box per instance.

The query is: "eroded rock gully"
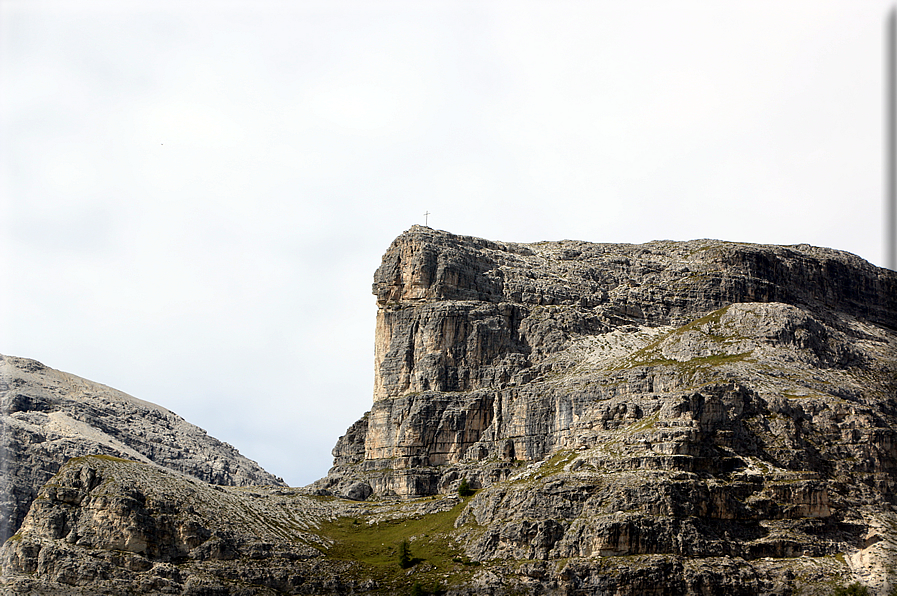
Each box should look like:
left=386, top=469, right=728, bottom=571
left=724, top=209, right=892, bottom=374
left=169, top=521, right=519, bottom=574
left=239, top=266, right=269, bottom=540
left=2, top=227, right=896, bottom=595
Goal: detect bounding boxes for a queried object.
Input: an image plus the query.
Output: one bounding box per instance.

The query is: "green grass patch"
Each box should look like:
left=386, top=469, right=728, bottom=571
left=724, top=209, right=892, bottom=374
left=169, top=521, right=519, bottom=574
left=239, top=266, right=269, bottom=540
left=616, top=349, right=752, bottom=373
left=609, top=306, right=744, bottom=372
left=314, top=497, right=475, bottom=591
left=623, top=410, right=661, bottom=433
left=782, top=390, right=828, bottom=400
left=752, top=459, right=771, bottom=474
left=677, top=306, right=730, bottom=332
left=685, top=352, right=752, bottom=368
left=71, top=454, right=133, bottom=464
left=531, top=449, right=577, bottom=480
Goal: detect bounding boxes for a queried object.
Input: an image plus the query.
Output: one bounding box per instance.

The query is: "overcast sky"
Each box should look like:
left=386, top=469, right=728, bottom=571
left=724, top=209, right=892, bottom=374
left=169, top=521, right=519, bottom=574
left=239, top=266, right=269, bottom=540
left=1, top=0, right=893, bottom=487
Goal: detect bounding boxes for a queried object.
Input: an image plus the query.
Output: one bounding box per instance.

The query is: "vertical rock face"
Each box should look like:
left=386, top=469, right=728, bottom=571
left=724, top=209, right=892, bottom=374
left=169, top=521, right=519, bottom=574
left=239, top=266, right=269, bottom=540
left=371, top=231, right=527, bottom=399
left=0, top=355, right=285, bottom=542
left=369, top=227, right=895, bottom=410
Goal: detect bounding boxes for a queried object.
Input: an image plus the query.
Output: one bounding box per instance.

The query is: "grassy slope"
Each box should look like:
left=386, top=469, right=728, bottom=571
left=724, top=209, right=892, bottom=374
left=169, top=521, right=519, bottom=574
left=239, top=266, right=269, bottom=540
left=316, top=495, right=481, bottom=593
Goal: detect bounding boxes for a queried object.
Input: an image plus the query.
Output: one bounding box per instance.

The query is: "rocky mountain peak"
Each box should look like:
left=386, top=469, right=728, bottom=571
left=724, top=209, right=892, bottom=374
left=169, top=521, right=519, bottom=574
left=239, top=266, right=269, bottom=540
left=2, top=228, right=896, bottom=595
left=0, top=354, right=284, bottom=542
left=316, top=228, right=897, bottom=592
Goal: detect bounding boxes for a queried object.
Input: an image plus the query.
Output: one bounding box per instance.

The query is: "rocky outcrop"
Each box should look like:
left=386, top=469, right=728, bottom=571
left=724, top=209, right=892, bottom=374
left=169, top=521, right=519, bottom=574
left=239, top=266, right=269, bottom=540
left=2, top=454, right=886, bottom=595
left=0, top=354, right=285, bottom=542
left=0, top=455, right=340, bottom=595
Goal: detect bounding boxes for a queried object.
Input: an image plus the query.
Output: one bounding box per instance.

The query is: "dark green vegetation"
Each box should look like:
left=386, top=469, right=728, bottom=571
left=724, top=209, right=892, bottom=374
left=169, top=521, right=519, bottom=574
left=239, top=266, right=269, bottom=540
left=410, top=581, right=444, bottom=596
left=457, top=479, right=474, bottom=497
left=399, top=539, right=413, bottom=569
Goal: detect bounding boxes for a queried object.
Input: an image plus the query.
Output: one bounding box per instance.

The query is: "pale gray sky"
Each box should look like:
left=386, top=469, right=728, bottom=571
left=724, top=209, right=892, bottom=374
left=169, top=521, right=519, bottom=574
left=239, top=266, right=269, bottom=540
left=1, top=0, right=892, bottom=486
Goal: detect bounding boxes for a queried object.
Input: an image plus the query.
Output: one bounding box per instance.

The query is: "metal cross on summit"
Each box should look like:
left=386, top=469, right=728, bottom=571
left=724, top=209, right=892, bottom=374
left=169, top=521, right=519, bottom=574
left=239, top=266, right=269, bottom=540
left=424, top=211, right=430, bottom=226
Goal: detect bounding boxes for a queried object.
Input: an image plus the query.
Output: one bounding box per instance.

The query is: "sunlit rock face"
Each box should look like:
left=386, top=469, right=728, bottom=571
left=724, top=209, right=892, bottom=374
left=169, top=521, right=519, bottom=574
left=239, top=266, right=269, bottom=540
left=313, top=227, right=897, bottom=592
left=2, top=456, right=332, bottom=595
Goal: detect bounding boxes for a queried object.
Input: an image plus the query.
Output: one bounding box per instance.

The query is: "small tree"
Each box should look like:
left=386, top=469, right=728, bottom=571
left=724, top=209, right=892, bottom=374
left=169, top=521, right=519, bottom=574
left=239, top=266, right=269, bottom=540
left=458, top=478, right=474, bottom=497
left=833, top=583, right=870, bottom=596
left=410, top=582, right=425, bottom=596
left=398, top=539, right=413, bottom=569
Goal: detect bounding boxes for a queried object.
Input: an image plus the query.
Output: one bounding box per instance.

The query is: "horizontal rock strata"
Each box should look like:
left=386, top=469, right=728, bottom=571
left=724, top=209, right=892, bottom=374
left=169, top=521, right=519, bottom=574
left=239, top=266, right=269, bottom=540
left=2, top=455, right=887, bottom=595
left=322, top=228, right=896, bottom=496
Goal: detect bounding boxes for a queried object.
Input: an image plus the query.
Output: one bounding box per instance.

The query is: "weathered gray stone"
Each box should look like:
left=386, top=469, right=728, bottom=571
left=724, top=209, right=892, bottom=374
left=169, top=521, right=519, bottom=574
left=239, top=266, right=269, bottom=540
left=323, top=228, right=897, bottom=502
left=0, top=354, right=285, bottom=542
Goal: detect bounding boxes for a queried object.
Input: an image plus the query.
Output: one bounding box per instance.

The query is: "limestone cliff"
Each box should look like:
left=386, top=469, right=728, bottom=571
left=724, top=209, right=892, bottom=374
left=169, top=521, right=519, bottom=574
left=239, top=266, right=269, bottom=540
left=321, top=227, right=896, bottom=497
left=314, top=227, right=897, bottom=593
left=0, top=354, right=285, bottom=542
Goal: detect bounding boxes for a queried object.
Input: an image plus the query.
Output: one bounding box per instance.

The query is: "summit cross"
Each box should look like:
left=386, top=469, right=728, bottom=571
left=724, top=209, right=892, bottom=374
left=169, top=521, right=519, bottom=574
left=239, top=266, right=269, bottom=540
left=424, top=211, right=430, bottom=226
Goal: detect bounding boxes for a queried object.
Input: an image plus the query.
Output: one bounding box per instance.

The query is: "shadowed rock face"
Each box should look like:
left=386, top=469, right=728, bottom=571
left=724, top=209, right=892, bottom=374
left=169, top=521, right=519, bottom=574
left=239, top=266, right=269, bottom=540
left=0, top=355, right=285, bottom=542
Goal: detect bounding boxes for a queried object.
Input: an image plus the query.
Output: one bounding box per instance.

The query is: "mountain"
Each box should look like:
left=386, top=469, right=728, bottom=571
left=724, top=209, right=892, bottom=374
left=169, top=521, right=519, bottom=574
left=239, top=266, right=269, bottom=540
left=2, top=226, right=896, bottom=595
left=0, top=354, right=285, bottom=542
left=317, top=227, right=896, bottom=500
